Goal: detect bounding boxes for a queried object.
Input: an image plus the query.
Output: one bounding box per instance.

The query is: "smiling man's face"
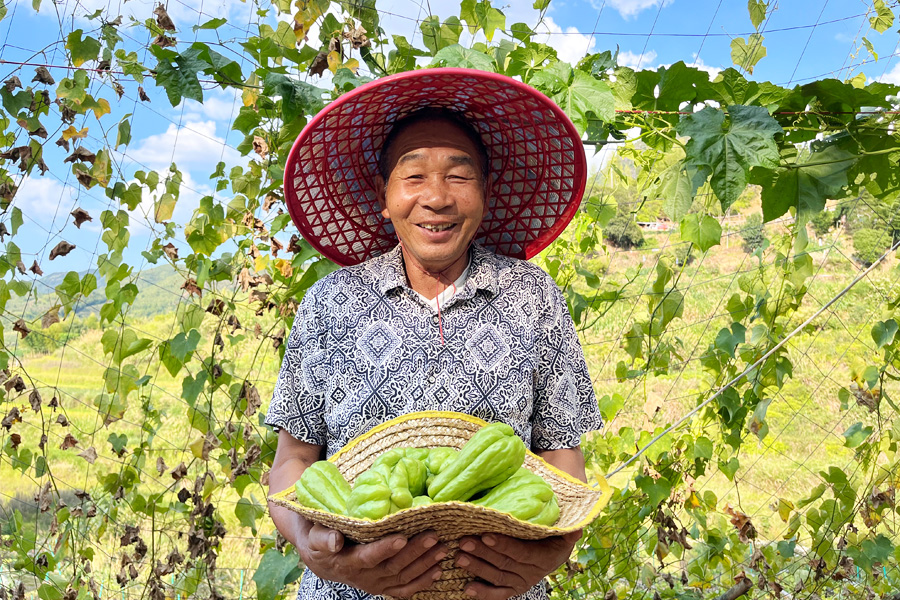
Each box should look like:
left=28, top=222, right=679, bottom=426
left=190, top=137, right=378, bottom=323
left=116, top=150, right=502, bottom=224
left=377, top=117, right=487, bottom=276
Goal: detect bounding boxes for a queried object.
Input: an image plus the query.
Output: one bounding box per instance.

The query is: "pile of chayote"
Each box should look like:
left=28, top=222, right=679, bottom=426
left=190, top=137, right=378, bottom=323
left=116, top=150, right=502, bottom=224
left=293, top=422, right=560, bottom=526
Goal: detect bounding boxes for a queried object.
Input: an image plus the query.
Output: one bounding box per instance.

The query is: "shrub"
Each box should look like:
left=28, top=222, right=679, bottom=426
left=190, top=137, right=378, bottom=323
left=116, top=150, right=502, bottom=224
left=852, top=227, right=891, bottom=267
left=604, top=215, right=644, bottom=249
left=739, top=214, right=766, bottom=253
left=809, top=210, right=835, bottom=237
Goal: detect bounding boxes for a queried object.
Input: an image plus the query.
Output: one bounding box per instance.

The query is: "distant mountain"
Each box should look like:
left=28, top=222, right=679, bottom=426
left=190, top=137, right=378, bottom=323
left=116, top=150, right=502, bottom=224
left=6, top=263, right=186, bottom=323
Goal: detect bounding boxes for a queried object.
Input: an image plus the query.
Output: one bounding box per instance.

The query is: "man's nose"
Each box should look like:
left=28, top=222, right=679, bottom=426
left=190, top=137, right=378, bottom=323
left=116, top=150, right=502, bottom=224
left=418, top=177, right=453, bottom=209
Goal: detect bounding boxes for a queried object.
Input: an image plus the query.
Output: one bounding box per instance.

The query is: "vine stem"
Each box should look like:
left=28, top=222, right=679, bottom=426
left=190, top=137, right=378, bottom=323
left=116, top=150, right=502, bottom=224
left=605, top=236, right=900, bottom=479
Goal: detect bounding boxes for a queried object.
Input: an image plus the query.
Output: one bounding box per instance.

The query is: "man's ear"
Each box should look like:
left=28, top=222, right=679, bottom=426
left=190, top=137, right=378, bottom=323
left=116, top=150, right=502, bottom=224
left=375, top=174, right=390, bottom=219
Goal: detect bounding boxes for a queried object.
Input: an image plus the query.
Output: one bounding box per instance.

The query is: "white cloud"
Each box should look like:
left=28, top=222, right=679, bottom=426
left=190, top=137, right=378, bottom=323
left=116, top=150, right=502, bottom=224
left=877, top=63, right=900, bottom=85
left=594, top=0, right=674, bottom=19
left=534, top=16, right=597, bottom=65
left=180, top=88, right=243, bottom=123
left=618, top=49, right=657, bottom=70
left=122, top=120, right=242, bottom=172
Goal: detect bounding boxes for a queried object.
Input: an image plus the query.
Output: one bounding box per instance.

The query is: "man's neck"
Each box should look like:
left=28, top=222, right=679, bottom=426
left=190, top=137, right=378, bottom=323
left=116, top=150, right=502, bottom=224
left=401, top=248, right=470, bottom=299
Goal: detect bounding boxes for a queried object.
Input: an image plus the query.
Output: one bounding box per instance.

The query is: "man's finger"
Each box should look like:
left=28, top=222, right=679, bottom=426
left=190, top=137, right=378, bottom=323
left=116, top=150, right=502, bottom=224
left=347, top=534, right=409, bottom=569
left=306, top=524, right=344, bottom=554
left=463, top=579, right=519, bottom=600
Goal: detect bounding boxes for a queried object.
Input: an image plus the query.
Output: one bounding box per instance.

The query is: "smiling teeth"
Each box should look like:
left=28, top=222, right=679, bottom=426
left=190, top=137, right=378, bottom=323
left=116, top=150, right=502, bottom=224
left=421, top=224, right=454, bottom=232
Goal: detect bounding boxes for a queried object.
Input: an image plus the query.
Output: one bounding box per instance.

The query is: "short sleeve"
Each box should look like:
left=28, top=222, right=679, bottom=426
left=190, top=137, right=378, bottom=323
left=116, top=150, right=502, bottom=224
left=531, top=278, right=602, bottom=450
left=264, top=281, right=329, bottom=446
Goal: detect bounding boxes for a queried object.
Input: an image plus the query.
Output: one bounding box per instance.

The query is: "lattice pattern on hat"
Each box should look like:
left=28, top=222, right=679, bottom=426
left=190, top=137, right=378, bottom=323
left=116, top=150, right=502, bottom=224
left=285, top=68, right=587, bottom=267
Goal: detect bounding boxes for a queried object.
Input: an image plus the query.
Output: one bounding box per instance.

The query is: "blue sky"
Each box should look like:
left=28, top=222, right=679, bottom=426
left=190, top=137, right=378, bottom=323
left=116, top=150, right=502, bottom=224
left=0, top=0, right=897, bottom=280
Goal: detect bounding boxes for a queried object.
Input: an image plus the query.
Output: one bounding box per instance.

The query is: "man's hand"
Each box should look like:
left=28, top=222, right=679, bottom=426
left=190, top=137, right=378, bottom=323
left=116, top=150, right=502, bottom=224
left=453, top=530, right=581, bottom=599
left=300, top=523, right=448, bottom=597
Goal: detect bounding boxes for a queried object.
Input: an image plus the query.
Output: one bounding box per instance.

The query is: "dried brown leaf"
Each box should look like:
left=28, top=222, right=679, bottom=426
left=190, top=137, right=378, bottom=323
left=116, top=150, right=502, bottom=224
left=252, top=135, right=268, bottom=158
left=162, top=242, right=178, bottom=261
left=9, top=433, right=20, bottom=449
left=152, top=34, right=176, bottom=48
left=71, top=207, right=92, bottom=228
left=1, top=406, right=21, bottom=430
left=28, top=126, right=48, bottom=139
left=49, top=240, right=76, bottom=260
left=29, top=389, right=41, bottom=412
left=78, top=447, right=98, bottom=464
left=308, top=52, right=329, bottom=76
left=13, top=319, right=30, bottom=339
left=241, top=381, right=261, bottom=416
left=30, top=260, right=43, bottom=275
left=156, top=456, right=168, bottom=475
left=238, top=267, right=251, bottom=292
left=170, top=462, right=188, bottom=480
left=42, top=308, right=60, bottom=329
left=138, top=86, right=151, bottom=102
left=4, top=75, right=21, bottom=92
left=56, top=414, right=69, bottom=427
left=181, top=278, right=202, bottom=298
left=56, top=136, right=71, bottom=152
left=206, top=299, right=225, bottom=316
left=32, top=66, right=55, bottom=85
left=60, top=433, right=79, bottom=450
left=153, top=3, right=177, bottom=30
left=64, top=147, right=97, bottom=164
left=263, top=193, right=279, bottom=212
left=34, top=481, right=53, bottom=512
left=4, top=374, right=25, bottom=393
left=16, top=261, right=26, bottom=274
left=120, top=524, right=140, bottom=546
left=271, top=237, right=283, bottom=257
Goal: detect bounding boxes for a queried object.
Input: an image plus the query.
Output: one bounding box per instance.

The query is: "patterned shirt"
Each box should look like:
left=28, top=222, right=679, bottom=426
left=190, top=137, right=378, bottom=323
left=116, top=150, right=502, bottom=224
left=266, top=243, right=602, bottom=600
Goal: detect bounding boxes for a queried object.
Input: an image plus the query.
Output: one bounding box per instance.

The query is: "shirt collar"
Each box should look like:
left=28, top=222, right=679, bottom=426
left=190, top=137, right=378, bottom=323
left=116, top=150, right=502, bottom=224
left=374, top=243, right=500, bottom=297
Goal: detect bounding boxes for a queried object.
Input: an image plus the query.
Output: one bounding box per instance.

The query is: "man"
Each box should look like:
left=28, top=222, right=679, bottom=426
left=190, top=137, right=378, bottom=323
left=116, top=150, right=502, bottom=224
left=267, top=68, right=602, bottom=600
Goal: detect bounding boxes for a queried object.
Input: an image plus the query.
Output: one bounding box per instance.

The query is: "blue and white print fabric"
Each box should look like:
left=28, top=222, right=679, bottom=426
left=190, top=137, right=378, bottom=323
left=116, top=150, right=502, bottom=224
left=265, top=243, right=602, bottom=600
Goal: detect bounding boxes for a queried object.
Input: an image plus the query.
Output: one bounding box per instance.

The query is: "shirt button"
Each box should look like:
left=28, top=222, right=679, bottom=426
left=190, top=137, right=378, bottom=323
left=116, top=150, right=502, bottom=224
left=432, top=315, right=439, bottom=324
left=427, top=376, right=435, bottom=384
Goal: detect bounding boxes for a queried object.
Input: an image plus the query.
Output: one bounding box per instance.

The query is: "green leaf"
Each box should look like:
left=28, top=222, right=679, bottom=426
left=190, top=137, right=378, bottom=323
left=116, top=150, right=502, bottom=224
left=116, top=116, right=131, bottom=148
left=747, top=0, right=767, bottom=30
left=718, top=457, right=740, bottom=481
left=430, top=44, right=495, bottom=72
left=598, top=393, right=624, bottom=422
left=262, top=73, right=327, bottom=123
left=459, top=0, right=506, bottom=42
left=154, top=193, right=177, bottom=223
left=760, top=146, right=855, bottom=222
left=677, top=105, right=782, bottom=210
left=254, top=548, right=301, bottom=600
left=151, top=46, right=207, bottom=106
left=420, top=15, right=463, bottom=54
left=55, top=271, right=98, bottom=315
left=530, top=62, right=614, bottom=133
left=533, top=0, right=550, bottom=8
left=657, top=165, right=694, bottom=222
left=843, top=422, right=873, bottom=448
left=0, top=2, right=7, bottom=22
left=730, top=33, right=766, bottom=74
left=66, top=30, right=101, bottom=67
left=235, top=498, right=265, bottom=534
left=680, top=214, right=722, bottom=252
left=193, top=17, right=227, bottom=31
left=870, top=0, right=894, bottom=33
left=872, top=319, right=898, bottom=348
left=714, top=323, right=746, bottom=357
left=10, top=207, right=22, bottom=235
left=635, top=474, right=672, bottom=508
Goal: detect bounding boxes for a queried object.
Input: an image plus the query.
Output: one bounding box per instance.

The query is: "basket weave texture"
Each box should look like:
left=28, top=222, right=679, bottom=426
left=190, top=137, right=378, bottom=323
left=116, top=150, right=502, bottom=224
left=268, top=412, right=609, bottom=600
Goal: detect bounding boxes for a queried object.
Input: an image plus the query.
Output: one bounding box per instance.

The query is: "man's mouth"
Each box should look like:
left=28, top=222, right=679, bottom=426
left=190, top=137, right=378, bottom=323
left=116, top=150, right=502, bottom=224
left=418, top=223, right=456, bottom=232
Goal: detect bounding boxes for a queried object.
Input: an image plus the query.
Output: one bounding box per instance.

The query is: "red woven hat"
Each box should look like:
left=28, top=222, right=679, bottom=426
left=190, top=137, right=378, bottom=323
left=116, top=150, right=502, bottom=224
left=284, top=67, right=587, bottom=267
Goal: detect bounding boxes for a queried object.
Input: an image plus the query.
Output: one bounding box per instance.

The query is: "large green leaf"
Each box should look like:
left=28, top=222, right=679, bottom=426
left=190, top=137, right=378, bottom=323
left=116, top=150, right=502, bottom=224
left=680, top=214, right=722, bottom=252
left=530, top=61, right=614, bottom=133
left=870, top=0, right=894, bottom=33
left=253, top=548, right=301, bottom=600
left=152, top=46, right=207, bottom=106
left=66, top=30, right=101, bottom=67
left=430, top=44, right=495, bottom=71
left=760, top=146, right=855, bottom=221
left=677, top=105, right=782, bottom=210
left=420, top=15, right=463, bottom=55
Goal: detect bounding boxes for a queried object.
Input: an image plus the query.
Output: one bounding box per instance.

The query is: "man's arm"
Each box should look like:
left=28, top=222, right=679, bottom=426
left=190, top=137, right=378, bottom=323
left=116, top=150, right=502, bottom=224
left=454, top=446, right=587, bottom=600
left=267, top=430, right=449, bottom=597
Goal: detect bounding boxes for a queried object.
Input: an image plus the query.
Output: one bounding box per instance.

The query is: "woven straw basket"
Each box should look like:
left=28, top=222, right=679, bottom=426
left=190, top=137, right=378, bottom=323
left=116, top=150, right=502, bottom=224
left=268, top=411, right=611, bottom=600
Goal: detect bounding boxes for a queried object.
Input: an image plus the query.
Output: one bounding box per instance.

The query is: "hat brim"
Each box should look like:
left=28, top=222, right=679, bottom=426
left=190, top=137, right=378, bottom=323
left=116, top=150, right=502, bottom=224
left=284, top=67, right=587, bottom=267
